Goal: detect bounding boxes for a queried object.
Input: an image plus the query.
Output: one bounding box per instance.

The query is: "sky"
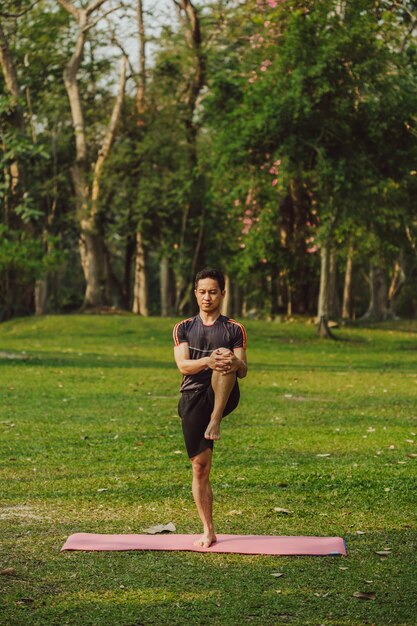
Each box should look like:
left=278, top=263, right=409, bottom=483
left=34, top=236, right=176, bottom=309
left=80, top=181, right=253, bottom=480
left=108, top=0, right=176, bottom=71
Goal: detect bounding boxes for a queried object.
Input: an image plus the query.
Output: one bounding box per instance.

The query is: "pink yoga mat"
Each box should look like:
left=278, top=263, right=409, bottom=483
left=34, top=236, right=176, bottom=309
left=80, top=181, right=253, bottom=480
left=61, top=533, right=347, bottom=556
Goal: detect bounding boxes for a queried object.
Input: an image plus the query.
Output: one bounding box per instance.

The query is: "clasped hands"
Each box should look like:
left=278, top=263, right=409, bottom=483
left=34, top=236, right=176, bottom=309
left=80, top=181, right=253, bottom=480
left=208, top=348, right=239, bottom=375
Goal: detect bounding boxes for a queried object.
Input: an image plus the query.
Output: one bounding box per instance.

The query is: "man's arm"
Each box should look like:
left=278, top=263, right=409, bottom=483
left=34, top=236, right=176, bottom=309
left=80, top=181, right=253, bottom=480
left=233, top=347, right=247, bottom=379
left=174, top=342, right=218, bottom=375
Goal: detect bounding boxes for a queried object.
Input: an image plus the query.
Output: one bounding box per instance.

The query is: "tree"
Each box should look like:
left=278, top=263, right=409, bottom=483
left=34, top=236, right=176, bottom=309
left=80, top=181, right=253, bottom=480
left=58, top=0, right=127, bottom=308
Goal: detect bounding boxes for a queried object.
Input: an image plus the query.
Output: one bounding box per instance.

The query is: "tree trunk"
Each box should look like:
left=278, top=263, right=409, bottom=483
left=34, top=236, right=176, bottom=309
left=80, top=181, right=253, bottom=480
left=387, top=258, right=405, bottom=317
left=270, top=267, right=279, bottom=318
left=160, top=256, right=170, bottom=317
left=35, top=279, right=48, bottom=316
left=317, top=243, right=336, bottom=338
left=132, top=231, right=148, bottom=315
left=59, top=0, right=126, bottom=308
left=123, top=236, right=136, bottom=308
left=0, top=19, right=24, bottom=204
left=287, top=283, right=293, bottom=317
left=362, top=265, right=389, bottom=320
left=327, top=249, right=339, bottom=318
left=131, top=0, right=149, bottom=316
left=342, top=244, right=353, bottom=319
left=81, top=230, right=103, bottom=307
left=173, top=0, right=206, bottom=314
left=221, top=274, right=232, bottom=317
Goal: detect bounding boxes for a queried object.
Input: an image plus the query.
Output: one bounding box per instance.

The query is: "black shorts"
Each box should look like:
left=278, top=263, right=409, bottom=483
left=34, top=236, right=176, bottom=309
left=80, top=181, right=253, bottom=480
left=178, top=381, right=240, bottom=458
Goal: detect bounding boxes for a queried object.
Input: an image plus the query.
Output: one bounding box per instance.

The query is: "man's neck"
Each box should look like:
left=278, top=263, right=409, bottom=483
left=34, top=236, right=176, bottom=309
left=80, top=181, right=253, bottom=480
left=199, top=309, right=221, bottom=326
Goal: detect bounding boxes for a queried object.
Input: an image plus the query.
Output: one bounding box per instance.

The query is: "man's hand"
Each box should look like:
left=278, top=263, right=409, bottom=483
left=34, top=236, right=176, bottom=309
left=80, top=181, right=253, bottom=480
left=208, top=348, right=241, bottom=375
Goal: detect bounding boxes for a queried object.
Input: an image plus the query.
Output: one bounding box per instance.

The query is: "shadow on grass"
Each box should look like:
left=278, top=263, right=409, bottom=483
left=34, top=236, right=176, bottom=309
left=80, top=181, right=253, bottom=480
left=0, top=351, right=173, bottom=370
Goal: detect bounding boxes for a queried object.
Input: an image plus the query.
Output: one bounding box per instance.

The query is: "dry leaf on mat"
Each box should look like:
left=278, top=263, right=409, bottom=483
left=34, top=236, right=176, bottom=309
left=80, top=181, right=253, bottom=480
left=143, top=522, right=176, bottom=534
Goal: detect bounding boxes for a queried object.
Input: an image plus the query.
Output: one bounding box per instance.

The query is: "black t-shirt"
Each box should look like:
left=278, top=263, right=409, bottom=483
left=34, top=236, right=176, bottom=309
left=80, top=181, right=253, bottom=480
left=173, top=314, right=247, bottom=392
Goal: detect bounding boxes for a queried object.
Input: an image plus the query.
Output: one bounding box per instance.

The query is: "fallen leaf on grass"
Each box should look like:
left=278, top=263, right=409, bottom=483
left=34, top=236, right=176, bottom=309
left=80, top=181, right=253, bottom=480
left=316, top=453, right=331, bottom=457
left=273, top=507, right=293, bottom=514
left=375, top=550, right=391, bottom=556
left=407, top=453, right=417, bottom=458
left=97, top=488, right=108, bottom=493
left=15, top=598, right=34, bottom=605
left=143, top=522, right=176, bottom=534
left=270, top=572, right=284, bottom=578
left=355, top=530, right=366, bottom=535
left=0, top=567, right=16, bottom=576
left=353, top=591, right=376, bottom=601
left=227, top=510, right=242, bottom=515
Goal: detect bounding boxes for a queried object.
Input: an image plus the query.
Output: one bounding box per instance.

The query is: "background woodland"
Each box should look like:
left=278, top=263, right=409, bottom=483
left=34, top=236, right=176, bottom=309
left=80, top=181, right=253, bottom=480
left=1, top=0, right=417, bottom=324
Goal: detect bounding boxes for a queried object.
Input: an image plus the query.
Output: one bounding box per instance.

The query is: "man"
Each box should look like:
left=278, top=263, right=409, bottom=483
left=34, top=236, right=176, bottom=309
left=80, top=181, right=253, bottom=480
left=173, top=268, right=247, bottom=548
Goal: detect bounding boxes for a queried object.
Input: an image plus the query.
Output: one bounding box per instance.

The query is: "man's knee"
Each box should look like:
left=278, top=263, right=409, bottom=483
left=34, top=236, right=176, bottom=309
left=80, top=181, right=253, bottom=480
left=192, top=452, right=211, bottom=480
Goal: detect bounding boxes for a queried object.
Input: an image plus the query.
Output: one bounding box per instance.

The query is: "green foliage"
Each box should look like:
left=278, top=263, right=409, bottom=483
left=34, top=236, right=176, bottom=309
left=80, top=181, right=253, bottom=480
left=1, top=0, right=416, bottom=318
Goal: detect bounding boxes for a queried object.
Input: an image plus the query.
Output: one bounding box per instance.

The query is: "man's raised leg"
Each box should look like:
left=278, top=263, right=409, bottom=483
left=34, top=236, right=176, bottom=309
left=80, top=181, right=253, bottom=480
left=204, top=366, right=236, bottom=441
left=191, top=447, right=216, bottom=547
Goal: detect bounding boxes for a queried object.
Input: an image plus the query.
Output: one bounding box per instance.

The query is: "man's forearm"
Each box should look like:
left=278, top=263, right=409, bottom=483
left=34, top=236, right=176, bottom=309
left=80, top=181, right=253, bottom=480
left=236, top=359, right=247, bottom=379
left=178, top=356, right=210, bottom=375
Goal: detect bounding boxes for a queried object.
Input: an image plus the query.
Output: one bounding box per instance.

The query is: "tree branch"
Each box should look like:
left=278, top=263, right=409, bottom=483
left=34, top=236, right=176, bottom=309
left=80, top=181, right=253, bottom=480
left=86, top=0, right=109, bottom=16
left=57, top=0, right=80, bottom=21
left=90, top=55, right=128, bottom=218
left=83, top=4, right=123, bottom=32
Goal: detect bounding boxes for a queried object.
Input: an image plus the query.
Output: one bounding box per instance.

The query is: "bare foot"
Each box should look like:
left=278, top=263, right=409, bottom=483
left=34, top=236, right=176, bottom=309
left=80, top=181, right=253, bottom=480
left=193, top=531, right=217, bottom=548
left=204, top=419, right=221, bottom=440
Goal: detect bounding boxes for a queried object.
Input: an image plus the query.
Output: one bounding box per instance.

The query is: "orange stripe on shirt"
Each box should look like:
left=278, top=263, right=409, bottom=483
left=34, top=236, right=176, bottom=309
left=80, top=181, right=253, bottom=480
left=229, top=318, right=247, bottom=350
left=173, top=318, right=193, bottom=346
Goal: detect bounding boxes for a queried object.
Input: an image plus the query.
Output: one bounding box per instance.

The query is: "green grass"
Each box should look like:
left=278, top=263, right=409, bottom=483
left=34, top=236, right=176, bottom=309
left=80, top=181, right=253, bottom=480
left=0, top=314, right=416, bottom=625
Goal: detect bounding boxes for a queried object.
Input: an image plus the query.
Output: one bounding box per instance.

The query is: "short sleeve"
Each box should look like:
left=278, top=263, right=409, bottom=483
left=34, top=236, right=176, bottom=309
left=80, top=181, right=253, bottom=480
left=173, top=321, right=188, bottom=346
left=229, top=319, right=247, bottom=350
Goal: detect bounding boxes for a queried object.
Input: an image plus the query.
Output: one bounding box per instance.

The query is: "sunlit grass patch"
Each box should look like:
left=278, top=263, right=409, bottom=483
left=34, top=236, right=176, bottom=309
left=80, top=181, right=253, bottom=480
left=1, top=315, right=416, bottom=625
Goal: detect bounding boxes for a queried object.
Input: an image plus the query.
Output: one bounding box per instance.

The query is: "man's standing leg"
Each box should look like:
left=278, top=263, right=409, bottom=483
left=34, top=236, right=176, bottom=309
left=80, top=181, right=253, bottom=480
left=191, top=447, right=216, bottom=547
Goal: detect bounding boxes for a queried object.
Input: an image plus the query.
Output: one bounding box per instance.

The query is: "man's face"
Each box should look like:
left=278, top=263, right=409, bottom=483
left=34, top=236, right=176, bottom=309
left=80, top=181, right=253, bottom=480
left=194, top=278, right=225, bottom=313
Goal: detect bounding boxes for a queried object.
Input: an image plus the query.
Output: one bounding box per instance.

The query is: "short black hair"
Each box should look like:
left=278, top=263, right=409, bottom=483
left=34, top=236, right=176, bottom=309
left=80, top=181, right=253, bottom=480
left=194, top=268, right=225, bottom=291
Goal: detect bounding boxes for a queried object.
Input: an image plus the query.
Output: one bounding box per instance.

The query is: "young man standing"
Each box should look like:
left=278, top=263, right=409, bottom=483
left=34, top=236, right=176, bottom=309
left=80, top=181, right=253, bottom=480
left=173, top=268, right=247, bottom=548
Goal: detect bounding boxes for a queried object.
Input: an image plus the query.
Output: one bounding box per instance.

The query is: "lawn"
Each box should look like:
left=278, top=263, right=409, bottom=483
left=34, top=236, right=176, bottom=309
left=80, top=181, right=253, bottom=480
left=0, top=314, right=416, bottom=625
